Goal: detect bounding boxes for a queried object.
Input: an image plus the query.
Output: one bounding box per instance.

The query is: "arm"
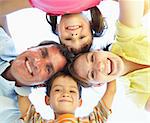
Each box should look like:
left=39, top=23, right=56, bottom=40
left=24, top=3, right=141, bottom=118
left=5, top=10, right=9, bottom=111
left=101, top=80, right=116, bottom=109
left=0, top=0, right=31, bottom=16
left=113, top=0, right=149, bottom=16
left=0, top=15, right=11, bottom=36
left=18, top=95, right=32, bottom=118
left=119, top=0, right=144, bottom=27
left=145, top=96, right=150, bottom=112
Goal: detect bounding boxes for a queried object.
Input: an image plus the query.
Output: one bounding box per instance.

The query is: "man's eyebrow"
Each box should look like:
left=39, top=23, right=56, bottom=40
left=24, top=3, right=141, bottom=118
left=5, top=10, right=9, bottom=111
left=44, top=48, right=49, bottom=57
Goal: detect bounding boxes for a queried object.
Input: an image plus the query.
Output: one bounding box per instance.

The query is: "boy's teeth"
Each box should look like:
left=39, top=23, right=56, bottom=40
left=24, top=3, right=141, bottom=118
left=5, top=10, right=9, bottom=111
left=25, top=60, right=33, bottom=75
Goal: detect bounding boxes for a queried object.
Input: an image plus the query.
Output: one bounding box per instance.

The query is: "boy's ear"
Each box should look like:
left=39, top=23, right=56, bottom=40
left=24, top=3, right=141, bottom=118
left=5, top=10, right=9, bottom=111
left=45, top=96, right=50, bottom=105
left=78, top=99, right=83, bottom=107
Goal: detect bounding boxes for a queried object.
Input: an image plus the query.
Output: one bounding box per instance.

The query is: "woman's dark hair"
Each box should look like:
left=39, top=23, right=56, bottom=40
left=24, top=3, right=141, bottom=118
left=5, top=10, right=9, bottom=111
left=45, top=71, right=82, bottom=99
left=46, top=6, right=107, bottom=37
left=67, top=53, right=93, bottom=88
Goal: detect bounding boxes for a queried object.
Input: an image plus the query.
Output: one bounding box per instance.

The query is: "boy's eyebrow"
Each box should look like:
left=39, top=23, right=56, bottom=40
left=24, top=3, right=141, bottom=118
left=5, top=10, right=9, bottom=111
left=52, top=84, right=78, bottom=89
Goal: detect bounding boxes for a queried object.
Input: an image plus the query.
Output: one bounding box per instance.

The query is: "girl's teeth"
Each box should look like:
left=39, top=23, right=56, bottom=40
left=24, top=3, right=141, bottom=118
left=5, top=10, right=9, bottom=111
left=25, top=60, right=33, bottom=75
left=107, top=59, right=111, bottom=75
left=67, top=25, right=80, bottom=30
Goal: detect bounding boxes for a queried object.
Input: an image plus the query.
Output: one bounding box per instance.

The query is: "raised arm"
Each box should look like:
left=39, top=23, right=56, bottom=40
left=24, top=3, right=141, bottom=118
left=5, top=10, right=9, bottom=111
left=119, top=0, right=144, bottom=27
left=101, top=80, right=116, bottom=109
left=0, top=0, right=31, bottom=16
left=0, top=15, right=11, bottom=36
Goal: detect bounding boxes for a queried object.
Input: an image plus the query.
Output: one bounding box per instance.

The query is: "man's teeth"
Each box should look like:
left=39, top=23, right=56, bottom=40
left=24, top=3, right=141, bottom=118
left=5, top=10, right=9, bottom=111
left=25, top=60, right=33, bottom=75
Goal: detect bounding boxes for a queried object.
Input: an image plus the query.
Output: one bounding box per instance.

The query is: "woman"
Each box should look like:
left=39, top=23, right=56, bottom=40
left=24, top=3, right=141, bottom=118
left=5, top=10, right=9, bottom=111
left=68, top=0, right=150, bottom=111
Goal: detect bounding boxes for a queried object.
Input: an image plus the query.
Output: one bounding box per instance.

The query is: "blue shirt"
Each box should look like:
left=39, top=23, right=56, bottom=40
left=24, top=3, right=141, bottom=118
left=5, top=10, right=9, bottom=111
left=0, top=27, right=31, bottom=123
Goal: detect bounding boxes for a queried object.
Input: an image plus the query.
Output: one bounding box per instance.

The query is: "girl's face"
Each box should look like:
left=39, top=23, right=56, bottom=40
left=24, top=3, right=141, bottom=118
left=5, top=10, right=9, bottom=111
left=58, top=13, right=92, bottom=54
left=73, top=51, right=124, bottom=85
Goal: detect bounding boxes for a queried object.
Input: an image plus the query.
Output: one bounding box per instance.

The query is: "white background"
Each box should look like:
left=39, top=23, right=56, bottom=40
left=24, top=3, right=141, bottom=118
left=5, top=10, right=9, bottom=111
left=7, top=1, right=150, bottom=122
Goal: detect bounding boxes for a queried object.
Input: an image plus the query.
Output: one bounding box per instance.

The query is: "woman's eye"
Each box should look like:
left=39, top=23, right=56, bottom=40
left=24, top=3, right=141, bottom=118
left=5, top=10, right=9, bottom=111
left=91, top=54, right=94, bottom=62
left=91, top=71, right=95, bottom=79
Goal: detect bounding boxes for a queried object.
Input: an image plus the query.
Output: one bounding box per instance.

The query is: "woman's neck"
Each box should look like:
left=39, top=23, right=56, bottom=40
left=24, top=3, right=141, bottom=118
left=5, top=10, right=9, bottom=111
left=122, top=58, right=149, bottom=75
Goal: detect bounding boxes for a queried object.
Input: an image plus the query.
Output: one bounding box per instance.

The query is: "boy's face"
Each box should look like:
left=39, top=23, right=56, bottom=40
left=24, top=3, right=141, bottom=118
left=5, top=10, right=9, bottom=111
left=45, top=75, right=82, bottom=115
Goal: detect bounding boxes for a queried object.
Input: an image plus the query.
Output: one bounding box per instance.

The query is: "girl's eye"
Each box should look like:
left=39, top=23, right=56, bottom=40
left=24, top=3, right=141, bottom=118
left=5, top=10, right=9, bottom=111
left=65, top=38, right=71, bottom=41
left=80, top=36, right=85, bottom=39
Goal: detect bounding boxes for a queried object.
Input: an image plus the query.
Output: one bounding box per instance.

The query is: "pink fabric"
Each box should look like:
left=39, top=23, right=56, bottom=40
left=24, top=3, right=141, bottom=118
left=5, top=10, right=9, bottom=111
left=29, top=0, right=101, bottom=15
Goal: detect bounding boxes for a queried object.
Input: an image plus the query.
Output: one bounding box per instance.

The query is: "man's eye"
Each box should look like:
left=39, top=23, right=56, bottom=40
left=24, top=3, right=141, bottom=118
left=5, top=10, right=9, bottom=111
left=46, top=65, right=54, bottom=74
left=40, top=48, right=48, bottom=58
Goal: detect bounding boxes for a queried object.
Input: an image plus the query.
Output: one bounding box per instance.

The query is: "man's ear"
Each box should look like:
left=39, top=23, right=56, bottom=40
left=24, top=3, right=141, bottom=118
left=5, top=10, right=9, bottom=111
left=78, top=99, right=83, bottom=107
left=45, top=95, right=50, bottom=105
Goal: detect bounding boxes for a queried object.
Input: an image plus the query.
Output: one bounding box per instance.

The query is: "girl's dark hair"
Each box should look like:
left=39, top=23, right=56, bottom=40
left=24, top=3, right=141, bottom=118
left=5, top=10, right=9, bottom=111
left=46, top=6, right=107, bottom=37
left=45, top=71, right=82, bottom=99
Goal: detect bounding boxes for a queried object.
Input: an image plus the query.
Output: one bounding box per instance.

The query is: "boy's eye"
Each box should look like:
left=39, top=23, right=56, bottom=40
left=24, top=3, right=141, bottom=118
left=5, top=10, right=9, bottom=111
left=55, top=89, right=61, bottom=92
left=70, top=90, right=76, bottom=93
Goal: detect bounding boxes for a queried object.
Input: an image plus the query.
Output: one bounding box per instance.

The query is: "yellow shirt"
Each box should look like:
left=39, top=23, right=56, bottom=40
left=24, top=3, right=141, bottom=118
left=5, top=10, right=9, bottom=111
left=111, top=21, right=150, bottom=109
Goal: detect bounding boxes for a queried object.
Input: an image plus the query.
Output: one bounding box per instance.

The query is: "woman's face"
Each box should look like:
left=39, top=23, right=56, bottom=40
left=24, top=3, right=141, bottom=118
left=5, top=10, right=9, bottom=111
left=58, top=13, right=92, bottom=54
left=73, top=51, right=124, bottom=85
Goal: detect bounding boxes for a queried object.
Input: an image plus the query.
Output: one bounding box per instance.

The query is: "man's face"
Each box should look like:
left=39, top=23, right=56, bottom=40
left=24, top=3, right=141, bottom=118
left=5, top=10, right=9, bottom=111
left=10, top=45, right=67, bottom=86
left=58, top=13, right=92, bottom=54
left=45, top=75, right=82, bottom=115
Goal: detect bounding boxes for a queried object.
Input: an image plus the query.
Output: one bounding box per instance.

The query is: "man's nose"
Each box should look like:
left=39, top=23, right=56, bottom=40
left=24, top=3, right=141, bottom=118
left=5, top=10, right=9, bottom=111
left=33, top=58, right=44, bottom=70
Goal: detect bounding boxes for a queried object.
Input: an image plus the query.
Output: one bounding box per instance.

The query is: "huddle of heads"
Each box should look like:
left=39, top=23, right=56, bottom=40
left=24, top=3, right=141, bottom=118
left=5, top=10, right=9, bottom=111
left=42, top=6, right=107, bottom=88
left=13, top=6, right=107, bottom=88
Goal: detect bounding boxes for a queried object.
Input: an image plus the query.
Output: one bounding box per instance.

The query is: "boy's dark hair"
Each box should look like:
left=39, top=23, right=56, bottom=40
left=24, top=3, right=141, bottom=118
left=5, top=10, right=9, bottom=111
left=45, top=71, right=82, bottom=99
left=46, top=6, right=107, bottom=37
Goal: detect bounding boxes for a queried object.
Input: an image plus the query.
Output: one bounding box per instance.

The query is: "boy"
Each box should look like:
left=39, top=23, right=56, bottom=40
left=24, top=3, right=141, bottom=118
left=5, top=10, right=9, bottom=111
left=21, top=72, right=116, bottom=122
